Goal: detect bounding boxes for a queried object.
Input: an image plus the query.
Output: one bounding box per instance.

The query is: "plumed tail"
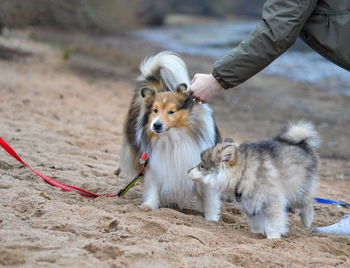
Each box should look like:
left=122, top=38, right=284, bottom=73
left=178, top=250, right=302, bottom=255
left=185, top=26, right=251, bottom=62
left=138, top=51, right=190, bottom=91
left=276, top=121, right=321, bottom=149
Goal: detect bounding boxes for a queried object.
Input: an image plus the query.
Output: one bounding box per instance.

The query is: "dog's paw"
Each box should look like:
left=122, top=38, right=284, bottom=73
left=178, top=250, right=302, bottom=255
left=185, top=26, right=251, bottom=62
left=139, top=204, right=152, bottom=211
left=205, top=214, right=220, bottom=222
left=139, top=203, right=155, bottom=211
left=266, top=232, right=281, bottom=239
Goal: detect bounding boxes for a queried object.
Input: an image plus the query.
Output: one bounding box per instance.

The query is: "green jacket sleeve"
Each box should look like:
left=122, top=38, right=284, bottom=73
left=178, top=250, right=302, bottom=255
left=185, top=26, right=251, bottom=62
left=212, top=0, right=317, bottom=89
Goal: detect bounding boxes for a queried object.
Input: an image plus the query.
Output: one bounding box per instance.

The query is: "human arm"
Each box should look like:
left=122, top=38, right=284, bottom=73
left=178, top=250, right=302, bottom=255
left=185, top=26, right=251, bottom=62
left=189, top=0, right=318, bottom=103
left=212, top=0, right=318, bottom=89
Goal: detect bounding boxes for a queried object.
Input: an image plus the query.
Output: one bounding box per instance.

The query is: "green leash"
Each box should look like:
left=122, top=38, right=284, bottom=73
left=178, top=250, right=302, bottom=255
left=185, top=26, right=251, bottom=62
left=117, top=153, right=148, bottom=197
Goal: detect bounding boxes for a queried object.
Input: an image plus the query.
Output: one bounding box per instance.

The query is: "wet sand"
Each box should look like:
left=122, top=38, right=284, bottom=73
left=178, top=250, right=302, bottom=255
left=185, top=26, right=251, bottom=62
left=0, top=29, right=349, bottom=267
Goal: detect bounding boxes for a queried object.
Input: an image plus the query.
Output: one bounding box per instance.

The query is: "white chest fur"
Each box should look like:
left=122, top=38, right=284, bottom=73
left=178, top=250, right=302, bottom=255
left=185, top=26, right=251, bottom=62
left=149, top=129, right=201, bottom=203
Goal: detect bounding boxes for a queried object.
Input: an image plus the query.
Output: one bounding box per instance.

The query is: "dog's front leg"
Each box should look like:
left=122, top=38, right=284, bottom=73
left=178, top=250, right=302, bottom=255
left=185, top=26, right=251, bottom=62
left=141, top=170, right=160, bottom=211
left=202, top=185, right=221, bottom=221
left=264, top=196, right=288, bottom=239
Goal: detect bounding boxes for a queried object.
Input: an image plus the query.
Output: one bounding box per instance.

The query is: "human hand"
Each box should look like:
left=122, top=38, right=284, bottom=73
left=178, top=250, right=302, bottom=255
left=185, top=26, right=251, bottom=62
left=188, top=73, right=222, bottom=103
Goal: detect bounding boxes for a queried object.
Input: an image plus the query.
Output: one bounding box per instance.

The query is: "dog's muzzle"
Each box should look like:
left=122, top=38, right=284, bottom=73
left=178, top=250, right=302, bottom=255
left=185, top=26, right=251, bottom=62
left=188, top=167, right=202, bottom=182
left=151, top=119, right=165, bottom=134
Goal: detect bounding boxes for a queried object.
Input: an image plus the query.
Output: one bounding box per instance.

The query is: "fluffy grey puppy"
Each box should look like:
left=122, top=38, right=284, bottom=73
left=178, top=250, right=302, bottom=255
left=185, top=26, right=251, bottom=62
left=189, top=121, right=320, bottom=239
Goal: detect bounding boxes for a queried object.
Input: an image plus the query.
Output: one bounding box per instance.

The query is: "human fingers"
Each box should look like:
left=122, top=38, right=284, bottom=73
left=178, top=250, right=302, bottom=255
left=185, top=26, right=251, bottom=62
left=187, top=81, right=197, bottom=95
left=191, top=74, right=199, bottom=84
left=191, top=91, right=204, bottom=103
left=187, top=86, right=194, bottom=95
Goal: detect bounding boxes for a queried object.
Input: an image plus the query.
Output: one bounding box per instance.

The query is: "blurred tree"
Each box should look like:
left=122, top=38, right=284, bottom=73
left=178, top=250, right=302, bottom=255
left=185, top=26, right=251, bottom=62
left=0, top=0, right=171, bottom=33
left=0, top=0, right=264, bottom=34
left=171, top=0, right=211, bottom=15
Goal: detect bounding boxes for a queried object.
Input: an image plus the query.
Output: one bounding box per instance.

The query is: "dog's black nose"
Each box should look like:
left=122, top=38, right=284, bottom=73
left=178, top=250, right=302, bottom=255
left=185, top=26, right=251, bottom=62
left=153, top=122, right=163, bottom=131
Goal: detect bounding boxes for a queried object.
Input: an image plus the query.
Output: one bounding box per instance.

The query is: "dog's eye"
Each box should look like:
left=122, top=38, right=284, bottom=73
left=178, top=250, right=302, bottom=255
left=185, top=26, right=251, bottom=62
left=168, top=111, right=175, bottom=115
left=153, top=109, right=158, bottom=113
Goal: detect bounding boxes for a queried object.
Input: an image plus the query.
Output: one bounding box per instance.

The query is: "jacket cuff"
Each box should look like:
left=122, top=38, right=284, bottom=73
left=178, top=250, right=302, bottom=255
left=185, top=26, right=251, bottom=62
left=212, top=68, right=231, bottom=89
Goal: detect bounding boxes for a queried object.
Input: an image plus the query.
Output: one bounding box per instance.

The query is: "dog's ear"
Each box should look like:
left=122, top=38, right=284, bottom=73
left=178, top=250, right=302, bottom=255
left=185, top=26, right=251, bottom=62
left=175, top=83, right=194, bottom=110
left=141, top=87, right=156, bottom=106
left=175, top=83, right=188, bottom=94
left=221, top=147, right=232, bottom=162
left=224, top=137, right=234, bottom=143
left=221, top=146, right=238, bottom=166
left=141, top=87, right=156, bottom=99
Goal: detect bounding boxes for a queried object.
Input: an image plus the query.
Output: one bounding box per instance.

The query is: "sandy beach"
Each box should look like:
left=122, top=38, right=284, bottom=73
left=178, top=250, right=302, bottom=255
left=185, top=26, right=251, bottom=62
left=0, top=28, right=350, bottom=267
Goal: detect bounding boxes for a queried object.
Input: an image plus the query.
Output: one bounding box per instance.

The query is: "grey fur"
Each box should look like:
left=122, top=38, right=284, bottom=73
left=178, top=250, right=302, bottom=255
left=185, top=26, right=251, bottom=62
left=189, top=121, right=320, bottom=239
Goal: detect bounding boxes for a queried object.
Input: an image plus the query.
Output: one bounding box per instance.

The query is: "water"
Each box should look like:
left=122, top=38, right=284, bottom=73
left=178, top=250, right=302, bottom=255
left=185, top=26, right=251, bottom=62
left=136, top=20, right=350, bottom=95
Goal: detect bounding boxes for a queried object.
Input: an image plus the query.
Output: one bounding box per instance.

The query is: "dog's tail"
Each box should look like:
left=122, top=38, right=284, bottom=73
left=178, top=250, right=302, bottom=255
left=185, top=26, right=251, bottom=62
left=276, top=121, right=321, bottom=149
left=138, top=51, right=190, bottom=91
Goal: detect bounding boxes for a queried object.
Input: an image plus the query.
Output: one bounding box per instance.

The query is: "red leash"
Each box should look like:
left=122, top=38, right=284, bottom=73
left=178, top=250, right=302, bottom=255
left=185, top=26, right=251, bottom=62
left=0, top=137, right=147, bottom=198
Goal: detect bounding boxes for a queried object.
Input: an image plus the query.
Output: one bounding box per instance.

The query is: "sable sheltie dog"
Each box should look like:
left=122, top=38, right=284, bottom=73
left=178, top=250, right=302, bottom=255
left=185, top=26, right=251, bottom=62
left=189, top=121, right=320, bottom=238
left=120, top=51, right=221, bottom=221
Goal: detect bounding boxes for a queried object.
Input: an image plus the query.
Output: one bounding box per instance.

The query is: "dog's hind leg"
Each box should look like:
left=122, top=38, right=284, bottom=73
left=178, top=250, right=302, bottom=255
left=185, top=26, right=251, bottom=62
left=246, top=214, right=265, bottom=234
left=141, top=170, right=160, bottom=210
left=300, top=178, right=316, bottom=228
left=300, top=202, right=313, bottom=229
left=299, top=190, right=315, bottom=228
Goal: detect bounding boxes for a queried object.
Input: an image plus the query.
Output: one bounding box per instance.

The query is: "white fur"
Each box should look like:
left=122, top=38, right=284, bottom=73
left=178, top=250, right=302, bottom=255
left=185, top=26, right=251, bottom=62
left=192, top=104, right=217, bottom=152
left=135, top=105, right=146, bottom=152
left=283, top=121, right=321, bottom=148
left=138, top=51, right=191, bottom=90
left=142, top=129, right=220, bottom=221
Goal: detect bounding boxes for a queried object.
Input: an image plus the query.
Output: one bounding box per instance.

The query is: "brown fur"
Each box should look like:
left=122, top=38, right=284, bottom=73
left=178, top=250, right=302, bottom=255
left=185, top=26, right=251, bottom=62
left=145, top=91, right=192, bottom=140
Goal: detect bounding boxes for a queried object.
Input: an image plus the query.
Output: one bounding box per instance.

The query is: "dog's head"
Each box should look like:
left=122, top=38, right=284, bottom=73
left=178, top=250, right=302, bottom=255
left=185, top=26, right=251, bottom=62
left=188, top=139, right=239, bottom=189
left=141, top=83, right=193, bottom=135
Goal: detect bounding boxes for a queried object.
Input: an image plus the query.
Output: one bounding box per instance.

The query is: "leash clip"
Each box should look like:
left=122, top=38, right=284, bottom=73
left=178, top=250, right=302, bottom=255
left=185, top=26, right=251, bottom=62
left=139, top=153, right=148, bottom=165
